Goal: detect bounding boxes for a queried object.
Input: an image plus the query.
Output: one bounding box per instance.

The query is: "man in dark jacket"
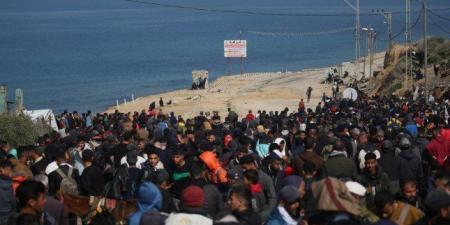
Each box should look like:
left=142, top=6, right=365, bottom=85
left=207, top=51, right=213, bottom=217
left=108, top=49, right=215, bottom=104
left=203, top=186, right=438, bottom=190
left=29, top=147, right=48, bottom=176
left=16, top=180, right=57, bottom=225
left=298, top=137, right=324, bottom=172
left=80, top=149, right=105, bottom=196
left=397, top=138, right=423, bottom=187
left=190, top=161, right=224, bottom=218
left=33, top=174, right=69, bottom=225
left=378, top=140, right=401, bottom=194
left=266, top=186, right=301, bottom=225
left=111, top=131, right=133, bottom=168
left=394, top=180, right=426, bottom=211
left=0, top=160, right=15, bottom=225
left=228, top=185, right=261, bottom=225
left=48, top=147, right=80, bottom=196
left=323, top=140, right=358, bottom=181
left=358, top=152, right=390, bottom=205
left=170, top=149, right=191, bottom=199
left=239, top=154, right=276, bottom=221
left=262, top=152, right=284, bottom=191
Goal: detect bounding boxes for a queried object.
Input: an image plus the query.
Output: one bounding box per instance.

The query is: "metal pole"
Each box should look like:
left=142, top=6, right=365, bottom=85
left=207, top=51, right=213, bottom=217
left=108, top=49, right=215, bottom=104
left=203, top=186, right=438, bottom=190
left=423, top=0, right=429, bottom=104
left=356, top=0, right=360, bottom=80
left=227, top=57, right=231, bottom=75
left=369, top=26, right=374, bottom=78
left=239, top=30, right=243, bottom=75
left=0, top=85, right=7, bottom=114
left=363, top=29, right=368, bottom=78
left=387, top=12, right=393, bottom=48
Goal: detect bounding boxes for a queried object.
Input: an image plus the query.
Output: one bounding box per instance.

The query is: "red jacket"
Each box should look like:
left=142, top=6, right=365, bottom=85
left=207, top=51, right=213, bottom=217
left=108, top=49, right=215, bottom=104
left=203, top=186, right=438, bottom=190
left=246, top=113, right=255, bottom=122
left=427, top=129, right=450, bottom=166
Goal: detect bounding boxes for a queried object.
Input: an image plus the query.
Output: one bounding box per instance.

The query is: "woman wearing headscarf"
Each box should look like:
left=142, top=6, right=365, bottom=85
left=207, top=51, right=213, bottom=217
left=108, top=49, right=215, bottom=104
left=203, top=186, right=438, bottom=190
left=128, top=182, right=166, bottom=225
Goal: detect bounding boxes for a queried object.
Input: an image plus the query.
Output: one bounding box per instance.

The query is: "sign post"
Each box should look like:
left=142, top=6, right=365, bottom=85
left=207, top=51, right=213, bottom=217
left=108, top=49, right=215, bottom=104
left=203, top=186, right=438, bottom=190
left=224, top=40, right=247, bottom=75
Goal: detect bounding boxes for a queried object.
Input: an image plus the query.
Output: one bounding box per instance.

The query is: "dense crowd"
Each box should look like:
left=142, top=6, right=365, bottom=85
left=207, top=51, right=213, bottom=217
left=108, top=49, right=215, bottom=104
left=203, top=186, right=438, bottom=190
left=0, top=92, right=449, bottom=225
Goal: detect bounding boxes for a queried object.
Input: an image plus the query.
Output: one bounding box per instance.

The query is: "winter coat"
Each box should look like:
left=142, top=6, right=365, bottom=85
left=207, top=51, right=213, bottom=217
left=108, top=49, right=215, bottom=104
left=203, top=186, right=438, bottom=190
left=426, top=129, right=450, bottom=166
left=323, top=152, right=358, bottom=181
left=379, top=151, right=401, bottom=181
left=398, top=149, right=423, bottom=184
left=191, top=178, right=224, bottom=219
left=232, top=210, right=261, bottom=225
left=45, top=196, right=69, bottom=225
left=257, top=170, right=277, bottom=221
left=140, top=211, right=167, bottom=225
left=80, top=165, right=105, bottom=196
left=266, top=207, right=288, bottom=225
left=299, top=151, right=324, bottom=171
left=0, top=175, right=15, bottom=223
left=128, top=182, right=163, bottom=225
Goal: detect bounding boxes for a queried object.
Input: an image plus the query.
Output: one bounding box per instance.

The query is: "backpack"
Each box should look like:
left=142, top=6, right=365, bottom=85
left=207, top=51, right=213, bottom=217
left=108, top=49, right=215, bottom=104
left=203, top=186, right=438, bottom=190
left=56, top=167, right=78, bottom=195
left=104, top=165, right=132, bottom=199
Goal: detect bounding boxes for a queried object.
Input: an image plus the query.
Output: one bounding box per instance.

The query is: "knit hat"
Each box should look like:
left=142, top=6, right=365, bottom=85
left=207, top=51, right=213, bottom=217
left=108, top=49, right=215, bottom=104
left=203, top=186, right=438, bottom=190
left=280, top=185, right=300, bottom=204
left=181, top=185, right=204, bottom=208
left=425, top=189, right=450, bottom=211
left=239, top=154, right=255, bottom=165
left=199, top=141, right=214, bottom=152
left=282, top=175, right=304, bottom=189
left=266, top=152, right=282, bottom=163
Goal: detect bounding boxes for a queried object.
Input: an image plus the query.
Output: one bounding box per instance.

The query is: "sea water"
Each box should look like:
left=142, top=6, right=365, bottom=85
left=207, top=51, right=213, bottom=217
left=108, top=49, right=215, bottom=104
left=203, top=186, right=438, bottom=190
left=1, top=0, right=449, bottom=113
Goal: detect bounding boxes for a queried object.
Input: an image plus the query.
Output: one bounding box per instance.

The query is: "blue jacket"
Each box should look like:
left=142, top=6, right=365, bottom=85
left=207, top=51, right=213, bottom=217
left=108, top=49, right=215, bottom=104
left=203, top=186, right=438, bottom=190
left=128, top=182, right=162, bottom=225
left=0, top=175, right=15, bottom=221
left=266, top=207, right=288, bottom=225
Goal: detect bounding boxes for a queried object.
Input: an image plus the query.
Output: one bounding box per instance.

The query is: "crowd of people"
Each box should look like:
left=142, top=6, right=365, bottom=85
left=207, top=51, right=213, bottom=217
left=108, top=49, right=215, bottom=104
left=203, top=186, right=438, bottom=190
left=0, top=92, right=449, bottom=225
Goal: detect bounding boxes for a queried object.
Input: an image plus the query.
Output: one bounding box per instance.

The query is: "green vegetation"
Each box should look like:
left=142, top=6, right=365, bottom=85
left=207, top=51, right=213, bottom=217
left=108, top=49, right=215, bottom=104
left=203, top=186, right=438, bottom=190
left=0, top=114, right=39, bottom=148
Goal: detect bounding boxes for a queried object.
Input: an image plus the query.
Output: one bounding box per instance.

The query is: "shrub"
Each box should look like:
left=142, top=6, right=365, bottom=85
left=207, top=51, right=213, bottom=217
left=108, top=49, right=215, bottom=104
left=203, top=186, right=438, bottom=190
left=0, top=114, right=39, bottom=148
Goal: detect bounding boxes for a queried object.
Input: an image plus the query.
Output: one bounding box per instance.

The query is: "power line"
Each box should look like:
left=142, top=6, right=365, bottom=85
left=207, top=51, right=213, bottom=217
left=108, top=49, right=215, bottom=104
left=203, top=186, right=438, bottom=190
left=126, top=0, right=450, bottom=17
left=428, top=9, right=450, bottom=21
left=378, top=9, right=422, bottom=42
left=429, top=14, right=450, bottom=35
left=247, top=27, right=354, bottom=37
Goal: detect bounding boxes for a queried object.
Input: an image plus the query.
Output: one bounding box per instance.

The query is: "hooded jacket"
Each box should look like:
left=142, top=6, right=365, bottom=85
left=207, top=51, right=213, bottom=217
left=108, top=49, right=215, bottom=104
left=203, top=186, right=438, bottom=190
left=398, top=149, right=423, bottom=183
left=426, top=129, right=450, bottom=166
left=378, top=141, right=401, bottom=181
left=0, top=175, right=15, bottom=219
left=128, top=182, right=164, bottom=225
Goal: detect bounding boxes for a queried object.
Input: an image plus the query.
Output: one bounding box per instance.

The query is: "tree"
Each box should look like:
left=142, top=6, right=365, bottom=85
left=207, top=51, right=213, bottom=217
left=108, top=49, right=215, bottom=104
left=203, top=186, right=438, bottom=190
left=0, top=114, right=39, bottom=148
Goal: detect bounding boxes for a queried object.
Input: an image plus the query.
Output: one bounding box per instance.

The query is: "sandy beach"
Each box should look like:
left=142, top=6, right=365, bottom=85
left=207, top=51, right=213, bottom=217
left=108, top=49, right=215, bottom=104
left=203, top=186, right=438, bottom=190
left=105, top=52, right=385, bottom=118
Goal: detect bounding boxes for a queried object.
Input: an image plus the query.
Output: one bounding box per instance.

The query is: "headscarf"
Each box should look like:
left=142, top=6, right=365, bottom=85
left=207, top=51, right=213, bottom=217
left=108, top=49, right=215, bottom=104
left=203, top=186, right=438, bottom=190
left=128, top=182, right=162, bottom=225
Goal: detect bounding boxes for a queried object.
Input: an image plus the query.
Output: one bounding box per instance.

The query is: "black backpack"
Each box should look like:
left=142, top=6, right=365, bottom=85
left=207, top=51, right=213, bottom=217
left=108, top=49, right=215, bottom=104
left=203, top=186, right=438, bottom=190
left=104, top=165, right=129, bottom=199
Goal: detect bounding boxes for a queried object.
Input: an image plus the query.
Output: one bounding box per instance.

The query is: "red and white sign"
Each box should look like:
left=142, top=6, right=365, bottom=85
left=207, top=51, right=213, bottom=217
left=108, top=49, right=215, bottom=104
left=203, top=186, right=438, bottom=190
left=224, top=40, right=247, bottom=58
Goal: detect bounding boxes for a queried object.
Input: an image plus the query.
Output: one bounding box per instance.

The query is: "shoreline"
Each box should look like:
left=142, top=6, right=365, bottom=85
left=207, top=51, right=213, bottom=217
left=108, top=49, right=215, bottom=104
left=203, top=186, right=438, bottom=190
left=105, top=52, right=386, bottom=118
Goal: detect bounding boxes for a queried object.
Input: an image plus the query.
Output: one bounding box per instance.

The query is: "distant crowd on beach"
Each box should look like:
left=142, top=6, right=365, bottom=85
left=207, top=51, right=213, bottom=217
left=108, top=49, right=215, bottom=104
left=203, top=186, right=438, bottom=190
left=0, top=88, right=449, bottom=225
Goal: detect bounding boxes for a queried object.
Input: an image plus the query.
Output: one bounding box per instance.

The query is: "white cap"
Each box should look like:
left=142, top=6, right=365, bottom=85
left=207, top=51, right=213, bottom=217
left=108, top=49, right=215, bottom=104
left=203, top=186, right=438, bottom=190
left=345, top=181, right=366, bottom=197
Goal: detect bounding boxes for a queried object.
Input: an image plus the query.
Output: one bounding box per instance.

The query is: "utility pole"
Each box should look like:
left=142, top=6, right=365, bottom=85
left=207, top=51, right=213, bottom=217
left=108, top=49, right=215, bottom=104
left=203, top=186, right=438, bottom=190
left=362, top=26, right=374, bottom=78
left=344, top=0, right=360, bottom=81
left=239, top=30, right=244, bottom=75
left=405, top=0, right=413, bottom=93
left=384, top=12, right=393, bottom=48
left=423, top=0, right=429, bottom=104
left=369, top=27, right=375, bottom=79
left=356, top=0, right=360, bottom=80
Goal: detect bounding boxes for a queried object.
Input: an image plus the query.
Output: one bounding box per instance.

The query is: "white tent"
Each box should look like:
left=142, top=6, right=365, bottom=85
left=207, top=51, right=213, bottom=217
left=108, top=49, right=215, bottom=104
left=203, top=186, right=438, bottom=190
left=342, top=88, right=358, bottom=101
left=23, top=109, right=59, bottom=131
